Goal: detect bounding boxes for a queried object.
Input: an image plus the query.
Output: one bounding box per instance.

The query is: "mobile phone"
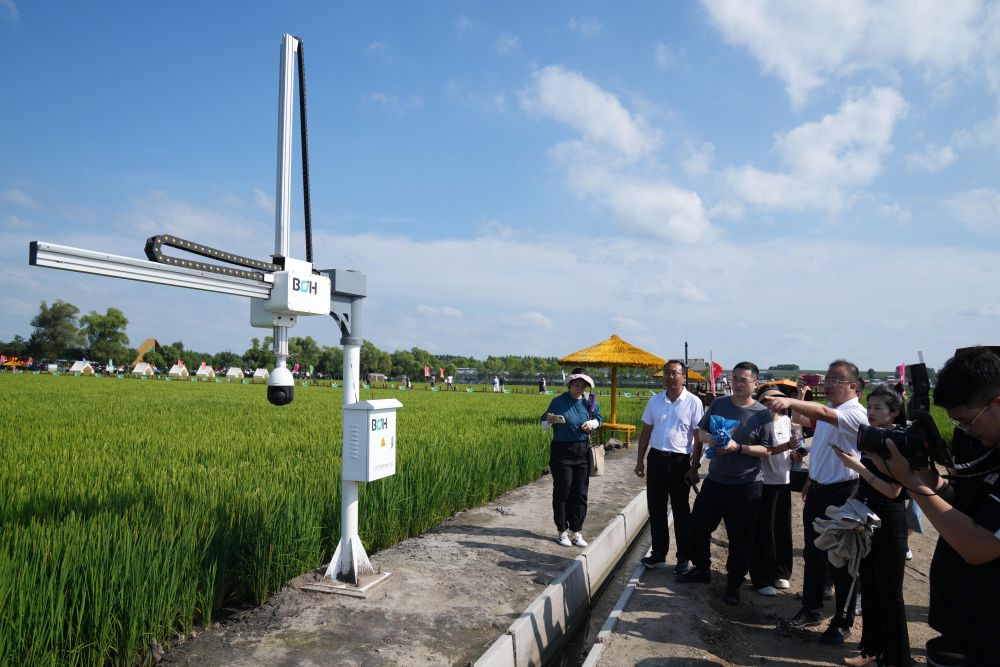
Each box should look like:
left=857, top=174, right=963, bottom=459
left=828, top=443, right=846, bottom=454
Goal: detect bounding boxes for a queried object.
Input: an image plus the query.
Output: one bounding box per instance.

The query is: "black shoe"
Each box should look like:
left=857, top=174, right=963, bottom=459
left=640, top=555, right=667, bottom=569
left=673, top=560, right=692, bottom=576
left=820, top=624, right=851, bottom=645
left=724, top=584, right=741, bottom=606
left=779, top=608, right=823, bottom=630
left=676, top=565, right=711, bottom=583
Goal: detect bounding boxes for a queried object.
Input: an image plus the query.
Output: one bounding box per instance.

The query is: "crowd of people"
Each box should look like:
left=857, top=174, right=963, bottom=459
left=543, top=348, right=1000, bottom=667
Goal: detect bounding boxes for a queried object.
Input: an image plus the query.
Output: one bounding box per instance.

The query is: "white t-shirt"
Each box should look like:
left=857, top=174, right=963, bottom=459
left=807, top=397, right=868, bottom=485
left=641, top=388, right=704, bottom=454
left=760, top=414, right=792, bottom=485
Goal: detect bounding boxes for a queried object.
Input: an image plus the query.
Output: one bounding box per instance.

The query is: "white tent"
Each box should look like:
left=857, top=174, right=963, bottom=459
left=69, top=360, right=94, bottom=376
left=252, top=368, right=269, bottom=384
left=168, top=364, right=189, bottom=378
left=196, top=365, right=216, bottom=379
left=225, top=367, right=245, bottom=380
left=132, top=362, right=155, bottom=377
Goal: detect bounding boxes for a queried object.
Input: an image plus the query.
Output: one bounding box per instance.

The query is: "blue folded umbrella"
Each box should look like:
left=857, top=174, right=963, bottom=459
left=705, top=414, right=741, bottom=459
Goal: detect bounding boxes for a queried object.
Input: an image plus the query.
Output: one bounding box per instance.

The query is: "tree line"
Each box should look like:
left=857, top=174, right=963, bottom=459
left=0, top=300, right=577, bottom=381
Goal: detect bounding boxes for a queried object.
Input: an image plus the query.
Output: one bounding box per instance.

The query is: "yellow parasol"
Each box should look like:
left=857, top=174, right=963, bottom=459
left=654, top=368, right=706, bottom=382
left=559, top=334, right=665, bottom=426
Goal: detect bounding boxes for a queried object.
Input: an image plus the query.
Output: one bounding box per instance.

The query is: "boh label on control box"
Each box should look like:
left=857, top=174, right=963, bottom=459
left=342, top=398, right=403, bottom=482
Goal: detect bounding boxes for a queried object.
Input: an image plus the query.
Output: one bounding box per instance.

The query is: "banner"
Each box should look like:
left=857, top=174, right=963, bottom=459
left=897, top=364, right=906, bottom=383
left=710, top=361, right=723, bottom=382
left=292, top=363, right=300, bottom=374
left=439, top=367, right=444, bottom=378
left=424, top=366, right=430, bottom=377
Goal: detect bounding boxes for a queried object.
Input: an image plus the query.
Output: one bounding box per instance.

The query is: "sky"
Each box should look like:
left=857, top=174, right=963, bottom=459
left=2, top=1, right=1000, bottom=372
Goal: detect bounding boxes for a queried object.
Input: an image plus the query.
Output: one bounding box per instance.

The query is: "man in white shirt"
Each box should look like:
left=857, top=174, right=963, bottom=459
left=635, top=360, right=705, bottom=573
left=762, top=359, right=868, bottom=645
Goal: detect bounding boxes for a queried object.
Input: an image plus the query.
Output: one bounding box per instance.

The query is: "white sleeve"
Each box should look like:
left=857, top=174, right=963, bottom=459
left=583, top=419, right=600, bottom=430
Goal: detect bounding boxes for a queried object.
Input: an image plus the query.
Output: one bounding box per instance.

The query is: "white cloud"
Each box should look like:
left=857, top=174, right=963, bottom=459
left=253, top=187, right=273, bottom=214
left=728, top=87, right=908, bottom=211
left=493, top=32, right=520, bottom=57
left=905, top=143, right=956, bottom=172
left=521, top=65, right=660, bottom=161
left=653, top=43, right=684, bottom=71
left=1, top=188, right=40, bottom=209
left=681, top=141, right=714, bottom=175
left=945, top=188, right=1000, bottom=233
left=503, top=311, right=554, bottom=329
left=3, top=214, right=32, bottom=230
left=0, top=0, right=17, bottom=20
left=702, top=0, right=985, bottom=108
left=456, top=15, right=480, bottom=35
left=366, top=42, right=386, bottom=54
left=476, top=219, right=517, bottom=239
left=363, top=92, right=425, bottom=116
left=878, top=203, right=911, bottom=223
left=954, top=112, right=1000, bottom=150
left=416, top=304, right=463, bottom=318
left=959, top=304, right=1000, bottom=318
left=568, top=17, right=603, bottom=38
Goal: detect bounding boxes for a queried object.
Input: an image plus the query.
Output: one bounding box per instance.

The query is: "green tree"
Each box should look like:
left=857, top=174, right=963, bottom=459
left=0, top=335, right=30, bottom=360
left=390, top=349, right=419, bottom=379
left=289, top=336, right=322, bottom=374
left=79, top=307, right=130, bottom=365
left=213, top=350, right=244, bottom=370
left=317, top=346, right=344, bottom=378
left=243, top=337, right=273, bottom=370
left=29, top=300, right=84, bottom=360
left=867, top=368, right=876, bottom=381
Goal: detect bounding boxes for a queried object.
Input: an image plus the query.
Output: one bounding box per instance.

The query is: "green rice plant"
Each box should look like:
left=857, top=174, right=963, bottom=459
left=0, top=374, right=585, bottom=666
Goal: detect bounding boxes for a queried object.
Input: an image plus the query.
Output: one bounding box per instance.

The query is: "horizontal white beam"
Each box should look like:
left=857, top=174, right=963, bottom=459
left=29, top=241, right=273, bottom=300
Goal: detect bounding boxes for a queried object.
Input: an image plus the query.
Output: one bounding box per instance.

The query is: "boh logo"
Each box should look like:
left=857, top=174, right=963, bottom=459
left=371, top=416, right=389, bottom=432
left=291, top=277, right=319, bottom=295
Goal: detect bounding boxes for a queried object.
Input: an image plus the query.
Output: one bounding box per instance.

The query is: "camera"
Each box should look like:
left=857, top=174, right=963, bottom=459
left=267, top=366, right=295, bottom=406
left=856, top=363, right=952, bottom=469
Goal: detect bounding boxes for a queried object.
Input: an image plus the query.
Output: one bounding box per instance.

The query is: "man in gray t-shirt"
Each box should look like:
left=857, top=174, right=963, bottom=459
left=677, top=362, right=775, bottom=606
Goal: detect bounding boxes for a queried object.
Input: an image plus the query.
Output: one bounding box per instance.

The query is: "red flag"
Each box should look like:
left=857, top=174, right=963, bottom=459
left=710, top=361, right=723, bottom=381
left=0, top=355, right=6, bottom=364
left=292, top=363, right=300, bottom=374
left=26, top=356, right=33, bottom=365
left=424, top=366, right=430, bottom=377
left=439, top=367, right=444, bottom=378
left=199, top=361, right=207, bottom=370
left=178, top=359, right=184, bottom=367
left=897, top=364, right=906, bottom=383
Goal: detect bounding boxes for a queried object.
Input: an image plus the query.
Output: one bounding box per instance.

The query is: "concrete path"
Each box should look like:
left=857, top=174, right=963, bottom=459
left=164, top=445, right=647, bottom=667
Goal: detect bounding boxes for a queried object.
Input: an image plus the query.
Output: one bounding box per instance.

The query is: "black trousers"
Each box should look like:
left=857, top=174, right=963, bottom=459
left=645, top=450, right=692, bottom=563
left=690, top=478, right=763, bottom=587
left=750, top=482, right=793, bottom=588
left=802, top=480, right=859, bottom=627
left=859, top=499, right=911, bottom=665
left=550, top=440, right=590, bottom=533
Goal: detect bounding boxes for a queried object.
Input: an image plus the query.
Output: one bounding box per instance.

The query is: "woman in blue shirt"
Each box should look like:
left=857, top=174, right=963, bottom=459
left=542, top=368, right=602, bottom=547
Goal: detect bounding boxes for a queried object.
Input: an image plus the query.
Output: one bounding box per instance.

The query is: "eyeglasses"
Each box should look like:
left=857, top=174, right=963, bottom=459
left=731, top=377, right=756, bottom=385
left=949, top=395, right=998, bottom=432
left=823, top=378, right=853, bottom=386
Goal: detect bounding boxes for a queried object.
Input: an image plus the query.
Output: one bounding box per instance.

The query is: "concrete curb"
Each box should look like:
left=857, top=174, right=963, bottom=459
left=475, top=488, right=649, bottom=667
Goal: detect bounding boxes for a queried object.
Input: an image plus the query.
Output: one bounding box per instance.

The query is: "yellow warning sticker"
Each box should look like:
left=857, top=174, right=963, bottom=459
left=380, top=438, right=386, bottom=447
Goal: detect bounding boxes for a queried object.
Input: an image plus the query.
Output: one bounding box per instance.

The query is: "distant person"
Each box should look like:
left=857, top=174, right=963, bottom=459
left=499, top=376, right=506, bottom=391
left=749, top=386, right=799, bottom=597
left=493, top=375, right=501, bottom=393
left=541, top=367, right=602, bottom=548
left=634, top=360, right=704, bottom=575
left=430, top=375, right=436, bottom=388
left=678, top=361, right=775, bottom=607
left=539, top=376, right=547, bottom=393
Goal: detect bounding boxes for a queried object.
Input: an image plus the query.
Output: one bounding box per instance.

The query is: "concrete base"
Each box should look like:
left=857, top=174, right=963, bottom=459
left=298, top=570, right=391, bottom=598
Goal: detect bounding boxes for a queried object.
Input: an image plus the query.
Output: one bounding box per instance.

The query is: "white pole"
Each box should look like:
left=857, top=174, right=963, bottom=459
left=326, top=342, right=376, bottom=584
left=271, top=34, right=297, bottom=378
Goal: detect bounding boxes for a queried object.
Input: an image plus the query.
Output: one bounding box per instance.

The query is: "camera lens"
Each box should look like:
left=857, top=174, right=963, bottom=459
left=267, top=384, right=294, bottom=406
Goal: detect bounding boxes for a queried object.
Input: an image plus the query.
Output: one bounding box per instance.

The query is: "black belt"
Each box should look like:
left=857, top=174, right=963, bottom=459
left=649, top=449, right=688, bottom=458
left=809, top=478, right=857, bottom=491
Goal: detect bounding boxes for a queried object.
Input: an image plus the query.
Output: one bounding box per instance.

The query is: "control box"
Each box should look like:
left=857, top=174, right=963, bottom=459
left=342, top=398, right=403, bottom=482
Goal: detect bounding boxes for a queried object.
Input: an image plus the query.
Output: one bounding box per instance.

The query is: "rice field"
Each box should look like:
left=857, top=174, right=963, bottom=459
left=0, top=374, right=646, bottom=666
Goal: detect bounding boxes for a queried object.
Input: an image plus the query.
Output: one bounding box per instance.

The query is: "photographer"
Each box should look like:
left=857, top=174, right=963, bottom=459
left=880, top=347, right=1000, bottom=665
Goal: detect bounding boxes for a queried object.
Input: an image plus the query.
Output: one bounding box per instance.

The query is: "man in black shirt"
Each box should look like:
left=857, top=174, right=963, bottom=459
left=882, top=347, right=1000, bottom=665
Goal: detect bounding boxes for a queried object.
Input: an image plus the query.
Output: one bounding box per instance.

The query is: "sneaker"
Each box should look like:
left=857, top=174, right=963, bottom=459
left=640, top=556, right=668, bottom=569
left=676, top=566, right=711, bottom=584
left=557, top=532, right=572, bottom=547
left=673, top=560, right=692, bottom=576
left=821, top=625, right=851, bottom=645
left=905, top=548, right=913, bottom=560
left=571, top=532, right=588, bottom=547
left=824, top=584, right=835, bottom=600
left=724, top=584, right=741, bottom=605
left=774, top=578, right=791, bottom=590
left=779, top=608, right=823, bottom=630
left=755, top=585, right=777, bottom=596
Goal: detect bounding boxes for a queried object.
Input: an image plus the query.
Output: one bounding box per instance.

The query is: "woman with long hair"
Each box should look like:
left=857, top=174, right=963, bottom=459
left=832, top=384, right=912, bottom=667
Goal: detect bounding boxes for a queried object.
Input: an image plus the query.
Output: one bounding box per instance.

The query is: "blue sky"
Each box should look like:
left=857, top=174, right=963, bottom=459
left=2, top=1, right=999, bottom=371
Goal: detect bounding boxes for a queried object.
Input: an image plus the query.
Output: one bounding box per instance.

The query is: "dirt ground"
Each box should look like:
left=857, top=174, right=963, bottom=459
left=161, top=443, right=939, bottom=667
left=595, top=486, right=936, bottom=667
